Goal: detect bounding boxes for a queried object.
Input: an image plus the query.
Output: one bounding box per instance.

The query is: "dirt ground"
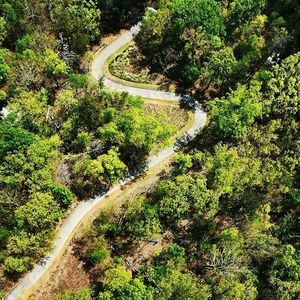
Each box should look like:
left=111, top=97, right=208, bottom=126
left=32, top=245, right=90, bottom=300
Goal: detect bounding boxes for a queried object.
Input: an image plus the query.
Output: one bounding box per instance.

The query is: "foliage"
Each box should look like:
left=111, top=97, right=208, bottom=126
left=3, top=256, right=30, bottom=274
left=0, top=1, right=299, bottom=298
left=8, top=90, right=48, bottom=134
left=156, top=270, right=211, bottom=300
left=89, top=246, right=109, bottom=265
left=44, top=49, right=68, bottom=78
left=53, top=288, right=92, bottom=300
left=124, top=196, right=162, bottom=239
left=48, top=0, right=101, bottom=53
left=98, top=267, right=153, bottom=300
left=227, top=0, right=267, bottom=32
left=0, top=113, right=37, bottom=159
left=209, top=81, right=263, bottom=138
left=15, top=192, right=62, bottom=232
left=270, top=245, right=300, bottom=281
left=0, top=49, right=9, bottom=84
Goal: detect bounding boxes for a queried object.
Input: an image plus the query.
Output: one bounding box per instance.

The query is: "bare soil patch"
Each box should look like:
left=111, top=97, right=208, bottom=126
left=32, top=245, right=90, bottom=300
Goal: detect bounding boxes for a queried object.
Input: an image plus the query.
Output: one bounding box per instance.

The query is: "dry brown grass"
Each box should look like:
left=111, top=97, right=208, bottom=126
left=144, top=102, right=189, bottom=131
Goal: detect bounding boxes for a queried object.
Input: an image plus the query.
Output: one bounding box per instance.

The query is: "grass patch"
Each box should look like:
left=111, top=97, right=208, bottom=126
left=143, top=101, right=193, bottom=154
left=144, top=102, right=189, bottom=132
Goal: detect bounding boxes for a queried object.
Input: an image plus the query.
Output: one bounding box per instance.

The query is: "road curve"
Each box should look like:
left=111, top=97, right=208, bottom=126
left=6, top=22, right=207, bottom=300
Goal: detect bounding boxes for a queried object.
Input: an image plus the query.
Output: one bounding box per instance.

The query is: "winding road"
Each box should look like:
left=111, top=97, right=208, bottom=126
left=6, top=19, right=207, bottom=300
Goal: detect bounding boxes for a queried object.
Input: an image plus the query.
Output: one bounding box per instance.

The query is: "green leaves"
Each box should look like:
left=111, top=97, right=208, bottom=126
left=166, top=0, right=225, bottom=36
left=124, top=196, right=162, bottom=239
left=210, top=81, right=263, bottom=138
left=99, top=266, right=153, bottom=300
left=0, top=49, right=9, bottom=84
left=9, top=90, right=48, bottom=134
left=0, top=113, right=37, bottom=159
left=89, top=246, right=109, bottom=265
left=270, top=245, right=300, bottom=282
left=49, top=0, right=101, bottom=53
left=3, top=256, right=30, bottom=274
left=156, top=269, right=211, bottom=300
left=15, top=192, right=62, bottom=231
left=44, top=49, right=68, bottom=78
left=99, top=149, right=127, bottom=184
left=0, top=17, right=7, bottom=46
left=267, top=52, right=300, bottom=117
left=75, top=149, right=126, bottom=190
left=227, top=0, right=267, bottom=32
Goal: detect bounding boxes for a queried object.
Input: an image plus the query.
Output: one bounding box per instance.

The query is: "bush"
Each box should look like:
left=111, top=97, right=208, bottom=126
left=53, top=287, right=92, bottom=300
left=4, top=256, right=30, bottom=273
left=89, top=246, right=109, bottom=265
left=173, top=153, right=193, bottom=174
left=0, top=226, right=9, bottom=244
left=51, top=184, right=74, bottom=207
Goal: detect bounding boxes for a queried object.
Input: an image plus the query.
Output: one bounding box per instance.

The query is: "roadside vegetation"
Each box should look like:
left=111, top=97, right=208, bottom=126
left=0, top=0, right=176, bottom=295
left=0, top=0, right=300, bottom=299
left=52, top=1, right=300, bottom=300
left=56, top=51, right=300, bottom=300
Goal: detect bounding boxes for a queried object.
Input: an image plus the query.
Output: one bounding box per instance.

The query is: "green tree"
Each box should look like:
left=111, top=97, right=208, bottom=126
left=212, top=274, right=257, bottom=300
left=6, top=230, right=52, bottom=258
left=203, top=47, right=238, bottom=89
left=125, top=196, right=161, bottom=239
left=153, top=244, right=186, bottom=270
left=3, top=256, right=30, bottom=274
left=0, top=49, right=9, bottom=84
left=43, top=49, right=68, bottom=85
left=266, top=52, right=300, bottom=118
left=270, top=245, right=300, bottom=282
left=54, top=90, right=78, bottom=121
left=210, top=81, right=263, bottom=138
left=227, top=0, right=267, bottom=32
left=50, top=183, right=74, bottom=207
left=89, top=246, right=109, bottom=265
left=48, top=0, right=101, bottom=53
left=9, top=90, right=48, bottom=133
left=98, top=266, right=153, bottom=300
left=12, top=49, right=44, bottom=90
left=0, top=113, right=37, bottom=159
left=15, top=192, right=62, bottom=232
left=98, top=149, right=126, bottom=184
left=0, top=17, right=7, bottom=46
left=71, top=131, right=93, bottom=152
left=173, top=153, right=192, bottom=175
left=68, top=73, right=88, bottom=90
left=166, top=0, right=225, bottom=36
left=138, top=0, right=225, bottom=83
left=156, top=270, right=211, bottom=300
left=16, top=34, right=33, bottom=53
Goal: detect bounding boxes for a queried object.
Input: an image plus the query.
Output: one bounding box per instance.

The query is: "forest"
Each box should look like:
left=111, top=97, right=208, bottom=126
left=0, top=0, right=299, bottom=299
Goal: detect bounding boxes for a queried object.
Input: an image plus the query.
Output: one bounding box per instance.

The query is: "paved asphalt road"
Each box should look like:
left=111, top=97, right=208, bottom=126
left=6, top=21, right=207, bottom=300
